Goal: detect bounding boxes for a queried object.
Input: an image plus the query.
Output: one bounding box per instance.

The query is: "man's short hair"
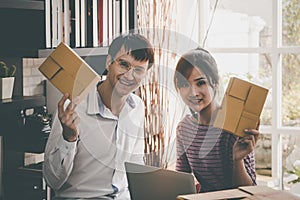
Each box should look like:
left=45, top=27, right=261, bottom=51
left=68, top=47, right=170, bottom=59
left=108, top=33, right=155, bottom=69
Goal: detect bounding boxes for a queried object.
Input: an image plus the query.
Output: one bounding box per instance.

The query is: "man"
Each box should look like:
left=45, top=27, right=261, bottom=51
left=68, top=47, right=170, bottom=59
left=43, top=33, right=155, bottom=199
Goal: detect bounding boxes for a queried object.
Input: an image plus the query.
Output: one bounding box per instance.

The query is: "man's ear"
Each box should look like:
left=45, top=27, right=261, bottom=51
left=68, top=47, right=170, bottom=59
left=105, top=55, right=112, bottom=71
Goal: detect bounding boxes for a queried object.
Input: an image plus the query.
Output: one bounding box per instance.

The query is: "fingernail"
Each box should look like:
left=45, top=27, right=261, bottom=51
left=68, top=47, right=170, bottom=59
left=244, top=129, right=249, bottom=132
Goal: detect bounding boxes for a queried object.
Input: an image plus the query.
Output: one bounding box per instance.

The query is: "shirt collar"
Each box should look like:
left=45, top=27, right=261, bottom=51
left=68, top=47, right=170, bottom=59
left=86, top=83, right=137, bottom=117
left=126, top=94, right=136, bottom=109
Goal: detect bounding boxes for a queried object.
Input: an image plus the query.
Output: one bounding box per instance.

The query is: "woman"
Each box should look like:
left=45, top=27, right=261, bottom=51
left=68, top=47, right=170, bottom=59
left=174, top=48, right=259, bottom=193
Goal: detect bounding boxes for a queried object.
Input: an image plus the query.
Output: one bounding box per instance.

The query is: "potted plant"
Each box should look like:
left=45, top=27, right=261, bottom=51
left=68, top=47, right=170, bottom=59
left=0, top=61, right=16, bottom=99
left=286, top=160, right=300, bottom=197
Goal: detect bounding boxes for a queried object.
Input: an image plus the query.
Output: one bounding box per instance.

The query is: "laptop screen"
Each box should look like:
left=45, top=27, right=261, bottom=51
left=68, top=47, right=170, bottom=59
left=125, top=162, right=196, bottom=200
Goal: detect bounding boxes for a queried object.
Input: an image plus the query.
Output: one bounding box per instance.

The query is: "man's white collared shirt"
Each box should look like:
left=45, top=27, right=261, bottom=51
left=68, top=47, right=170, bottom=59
left=43, top=87, right=145, bottom=199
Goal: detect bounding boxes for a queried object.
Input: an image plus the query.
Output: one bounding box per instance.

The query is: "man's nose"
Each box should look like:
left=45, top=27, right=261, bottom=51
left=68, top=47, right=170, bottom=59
left=123, top=68, right=135, bottom=80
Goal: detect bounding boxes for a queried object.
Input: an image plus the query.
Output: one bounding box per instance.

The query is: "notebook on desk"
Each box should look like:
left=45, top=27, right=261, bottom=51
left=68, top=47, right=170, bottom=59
left=125, top=162, right=196, bottom=200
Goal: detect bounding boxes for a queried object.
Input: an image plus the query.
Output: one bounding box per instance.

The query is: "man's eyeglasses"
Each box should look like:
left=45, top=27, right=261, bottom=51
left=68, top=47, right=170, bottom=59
left=114, top=59, right=147, bottom=78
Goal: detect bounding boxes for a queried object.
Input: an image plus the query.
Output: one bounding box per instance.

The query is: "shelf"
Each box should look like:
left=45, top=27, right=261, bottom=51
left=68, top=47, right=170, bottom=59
left=0, top=1, right=44, bottom=10
left=0, top=95, right=46, bottom=112
left=0, top=49, right=40, bottom=58
left=38, top=46, right=109, bottom=58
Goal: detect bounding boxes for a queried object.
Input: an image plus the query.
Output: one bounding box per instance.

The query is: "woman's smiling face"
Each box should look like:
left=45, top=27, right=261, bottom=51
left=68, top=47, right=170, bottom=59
left=177, top=67, right=215, bottom=113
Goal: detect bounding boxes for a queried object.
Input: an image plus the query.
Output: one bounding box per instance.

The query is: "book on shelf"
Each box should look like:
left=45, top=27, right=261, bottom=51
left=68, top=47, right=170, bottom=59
left=114, top=0, right=121, bottom=36
left=86, top=0, right=99, bottom=47
left=108, top=0, right=113, bottom=44
left=63, top=0, right=71, bottom=45
left=98, top=0, right=103, bottom=46
left=75, top=0, right=81, bottom=47
left=80, top=0, right=86, bottom=47
left=51, top=0, right=58, bottom=47
left=92, top=0, right=99, bottom=47
left=128, top=0, right=136, bottom=30
left=45, top=0, right=51, bottom=48
left=121, top=0, right=128, bottom=34
left=70, top=0, right=76, bottom=47
left=102, top=0, right=108, bottom=46
left=86, top=0, right=93, bottom=47
left=57, top=0, right=63, bottom=44
left=46, top=0, right=68, bottom=47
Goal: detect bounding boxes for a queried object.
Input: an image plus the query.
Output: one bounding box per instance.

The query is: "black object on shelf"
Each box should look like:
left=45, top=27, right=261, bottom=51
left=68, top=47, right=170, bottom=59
left=19, top=105, right=52, bottom=153
left=0, top=96, right=49, bottom=153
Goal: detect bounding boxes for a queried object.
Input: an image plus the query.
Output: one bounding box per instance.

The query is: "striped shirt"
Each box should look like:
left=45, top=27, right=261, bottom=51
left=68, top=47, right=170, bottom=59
left=176, top=115, right=256, bottom=193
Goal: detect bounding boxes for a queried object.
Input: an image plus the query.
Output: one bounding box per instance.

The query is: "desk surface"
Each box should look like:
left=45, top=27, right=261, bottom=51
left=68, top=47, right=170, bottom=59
left=177, top=186, right=300, bottom=200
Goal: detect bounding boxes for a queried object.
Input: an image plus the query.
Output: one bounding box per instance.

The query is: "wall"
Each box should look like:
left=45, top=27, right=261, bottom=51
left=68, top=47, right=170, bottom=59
left=212, top=0, right=272, bottom=26
left=22, top=58, right=46, bottom=96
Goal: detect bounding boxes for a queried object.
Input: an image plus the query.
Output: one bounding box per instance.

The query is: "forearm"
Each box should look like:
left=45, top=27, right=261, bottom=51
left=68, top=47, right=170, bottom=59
left=43, top=131, right=77, bottom=189
left=232, top=159, right=255, bottom=187
left=43, top=152, right=72, bottom=190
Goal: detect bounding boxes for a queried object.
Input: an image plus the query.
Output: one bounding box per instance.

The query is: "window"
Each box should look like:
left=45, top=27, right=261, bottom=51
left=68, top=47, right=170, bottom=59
left=199, top=0, right=300, bottom=191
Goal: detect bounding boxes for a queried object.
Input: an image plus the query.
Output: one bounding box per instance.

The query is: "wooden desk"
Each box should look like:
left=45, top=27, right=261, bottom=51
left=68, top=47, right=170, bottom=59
left=177, top=186, right=300, bottom=200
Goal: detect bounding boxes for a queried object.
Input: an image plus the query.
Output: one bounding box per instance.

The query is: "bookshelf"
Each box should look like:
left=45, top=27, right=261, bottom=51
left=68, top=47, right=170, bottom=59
left=45, top=0, right=137, bottom=49
left=0, top=1, right=137, bottom=199
left=38, top=46, right=108, bottom=58
left=0, top=1, right=44, bottom=10
left=40, top=0, right=137, bottom=77
left=0, top=2, right=48, bottom=199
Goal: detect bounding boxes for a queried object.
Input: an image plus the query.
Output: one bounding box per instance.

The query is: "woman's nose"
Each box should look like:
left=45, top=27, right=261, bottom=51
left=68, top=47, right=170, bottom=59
left=190, top=85, right=199, bottom=96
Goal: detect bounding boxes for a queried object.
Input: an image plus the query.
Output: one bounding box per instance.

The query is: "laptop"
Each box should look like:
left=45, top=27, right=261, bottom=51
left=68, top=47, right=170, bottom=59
left=125, top=162, right=196, bottom=200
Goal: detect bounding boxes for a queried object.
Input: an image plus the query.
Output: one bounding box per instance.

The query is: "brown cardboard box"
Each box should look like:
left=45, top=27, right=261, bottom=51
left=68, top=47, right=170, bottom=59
left=213, top=77, right=268, bottom=137
left=39, top=42, right=101, bottom=103
left=177, top=186, right=300, bottom=200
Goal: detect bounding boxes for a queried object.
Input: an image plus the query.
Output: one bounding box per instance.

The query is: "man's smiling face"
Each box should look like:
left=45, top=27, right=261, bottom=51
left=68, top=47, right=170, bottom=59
left=106, top=46, right=149, bottom=97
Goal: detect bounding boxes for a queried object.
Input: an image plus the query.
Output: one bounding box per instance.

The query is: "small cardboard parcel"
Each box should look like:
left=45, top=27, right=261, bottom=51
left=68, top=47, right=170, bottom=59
left=38, top=42, right=101, bottom=102
left=213, top=77, right=269, bottom=137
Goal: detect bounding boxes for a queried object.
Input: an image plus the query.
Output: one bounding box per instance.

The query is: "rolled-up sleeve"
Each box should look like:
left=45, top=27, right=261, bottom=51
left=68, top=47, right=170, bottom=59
left=43, top=113, right=77, bottom=190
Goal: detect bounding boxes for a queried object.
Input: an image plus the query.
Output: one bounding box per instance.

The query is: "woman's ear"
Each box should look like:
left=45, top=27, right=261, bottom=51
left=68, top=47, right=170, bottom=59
left=212, top=83, right=219, bottom=98
left=105, top=55, right=112, bottom=71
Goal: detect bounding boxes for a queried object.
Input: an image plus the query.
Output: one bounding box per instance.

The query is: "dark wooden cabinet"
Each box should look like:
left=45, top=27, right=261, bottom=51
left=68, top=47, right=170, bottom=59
left=0, top=95, right=50, bottom=200
left=6, top=163, right=50, bottom=200
left=0, top=136, right=3, bottom=199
